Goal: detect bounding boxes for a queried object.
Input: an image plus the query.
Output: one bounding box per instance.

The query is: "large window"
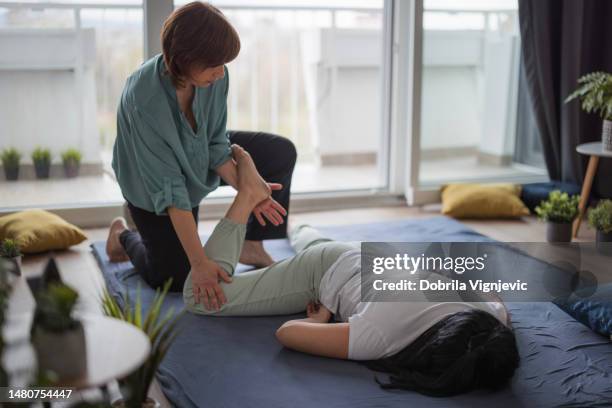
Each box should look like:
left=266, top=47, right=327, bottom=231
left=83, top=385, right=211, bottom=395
left=417, top=0, right=546, bottom=186
left=0, top=0, right=547, bottom=214
left=206, top=0, right=388, bottom=195
left=0, top=0, right=388, bottom=212
left=0, top=0, right=142, bottom=209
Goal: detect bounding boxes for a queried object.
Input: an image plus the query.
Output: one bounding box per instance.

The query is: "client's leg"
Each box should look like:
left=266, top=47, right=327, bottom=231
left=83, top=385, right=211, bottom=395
left=187, top=230, right=354, bottom=317
left=186, top=241, right=354, bottom=316
left=291, top=224, right=360, bottom=253
left=290, top=224, right=333, bottom=252
left=183, top=145, right=271, bottom=304
left=184, top=147, right=355, bottom=316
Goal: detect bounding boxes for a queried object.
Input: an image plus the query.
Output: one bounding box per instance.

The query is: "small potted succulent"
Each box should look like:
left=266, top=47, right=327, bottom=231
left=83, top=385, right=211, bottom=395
left=535, top=190, right=580, bottom=242
left=588, top=199, right=612, bottom=255
left=566, top=71, right=612, bottom=151
left=61, top=148, right=82, bottom=178
left=1, top=148, right=21, bottom=181
left=31, top=283, right=87, bottom=382
left=102, top=280, right=182, bottom=408
left=0, top=239, right=22, bottom=275
left=31, top=147, right=52, bottom=179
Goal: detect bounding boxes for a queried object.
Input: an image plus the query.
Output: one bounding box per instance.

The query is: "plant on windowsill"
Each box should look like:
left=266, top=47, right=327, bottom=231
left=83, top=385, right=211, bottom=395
left=0, top=239, right=22, bottom=275
left=102, top=280, right=183, bottom=408
left=588, top=199, right=612, bottom=255
left=32, top=147, right=52, bottom=179
left=30, top=282, right=87, bottom=383
left=565, top=71, right=612, bottom=151
left=61, top=148, right=82, bottom=178
left=1, top=148, right=22, bottom=181
left=535, top=190, right=580, bottom=243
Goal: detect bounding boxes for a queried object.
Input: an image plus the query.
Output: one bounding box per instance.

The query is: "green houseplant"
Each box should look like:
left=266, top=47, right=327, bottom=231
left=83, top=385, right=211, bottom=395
left=31, top=283, right=87, bottom=382
left=588, top=199, right=612, bottom=255
left=0, top=239, right=22, bottom=274
left=1, top=148, right=21, bottom=181
left=31, top=147, right=52, bottom=179
left=61, top=148, right=82, bottom=178
left=535, top=190, right=580, bottom=242
left=565, top=71, right=612, bottom=151
left=102, top=280, right=182, bottom=408
left=0, top=259, right=16, bottom=387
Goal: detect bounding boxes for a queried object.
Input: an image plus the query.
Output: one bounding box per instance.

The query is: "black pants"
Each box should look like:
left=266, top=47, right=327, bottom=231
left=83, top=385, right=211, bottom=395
left=119, top=131, right=297, bottom=291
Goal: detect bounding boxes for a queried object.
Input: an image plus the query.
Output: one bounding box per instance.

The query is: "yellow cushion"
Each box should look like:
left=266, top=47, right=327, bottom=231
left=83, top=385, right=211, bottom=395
left=441, top=183, right=530, bottom=219
left=0, top=209, right=87, bottom=254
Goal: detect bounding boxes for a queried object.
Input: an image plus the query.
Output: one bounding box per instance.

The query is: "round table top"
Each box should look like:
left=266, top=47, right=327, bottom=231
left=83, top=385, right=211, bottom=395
left=576, top=142, right=612, bottom=158
left=72, top=314, right=151, bottom=388
left=5, top=312, right=151, bottom=389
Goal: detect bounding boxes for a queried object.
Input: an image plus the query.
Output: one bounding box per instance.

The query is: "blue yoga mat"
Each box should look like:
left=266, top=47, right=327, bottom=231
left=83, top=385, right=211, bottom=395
left=92, top=216, right=612, bottom=408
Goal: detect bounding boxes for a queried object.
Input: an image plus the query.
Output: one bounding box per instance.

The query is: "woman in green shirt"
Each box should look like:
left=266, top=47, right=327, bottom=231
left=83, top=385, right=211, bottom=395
left=105, top=2, right=296, bottom=311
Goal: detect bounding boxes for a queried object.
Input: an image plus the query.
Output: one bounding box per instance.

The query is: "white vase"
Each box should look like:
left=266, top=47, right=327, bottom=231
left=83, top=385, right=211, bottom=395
left=31, top=324, right=87, bottom=382
left=603, top=119, right=612, bottom=152
left=1, top=256, right=22, bottom=275
left=12, top=256, right=22, bottom=275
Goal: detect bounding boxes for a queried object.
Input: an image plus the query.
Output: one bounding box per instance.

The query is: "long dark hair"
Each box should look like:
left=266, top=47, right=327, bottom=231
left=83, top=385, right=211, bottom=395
left=364, top=309, right=519, bottom=397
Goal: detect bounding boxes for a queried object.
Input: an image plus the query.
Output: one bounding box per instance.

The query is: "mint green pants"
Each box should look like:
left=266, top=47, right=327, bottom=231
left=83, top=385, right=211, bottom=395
left=183, top=219, right=355, bottom=316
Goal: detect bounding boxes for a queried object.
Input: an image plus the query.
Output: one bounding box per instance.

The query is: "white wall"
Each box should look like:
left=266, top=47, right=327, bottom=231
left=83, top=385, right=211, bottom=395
left=0, top=29, right=100, bottom=166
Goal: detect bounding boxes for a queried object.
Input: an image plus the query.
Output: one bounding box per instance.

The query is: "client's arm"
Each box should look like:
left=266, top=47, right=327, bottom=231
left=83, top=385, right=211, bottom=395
left=275, top=303, right=349, bottom=359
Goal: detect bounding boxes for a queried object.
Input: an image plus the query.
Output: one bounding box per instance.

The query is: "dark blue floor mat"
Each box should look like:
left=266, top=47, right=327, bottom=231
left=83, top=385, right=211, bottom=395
left=91, top=216, right=612, bottom=408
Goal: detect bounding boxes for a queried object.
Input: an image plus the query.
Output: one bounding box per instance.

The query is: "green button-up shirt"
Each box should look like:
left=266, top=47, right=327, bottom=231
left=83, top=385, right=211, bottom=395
left=112, top=54, right=232, bottom=215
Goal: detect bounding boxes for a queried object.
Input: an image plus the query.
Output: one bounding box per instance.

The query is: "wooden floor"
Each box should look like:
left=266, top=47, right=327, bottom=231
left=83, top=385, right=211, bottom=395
left=19, top=205, right=597, bottom=406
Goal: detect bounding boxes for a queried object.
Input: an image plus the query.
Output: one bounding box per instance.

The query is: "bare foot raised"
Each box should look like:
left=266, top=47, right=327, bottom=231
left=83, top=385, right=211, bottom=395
left=240, top=240, right=275, bottom=268
left=105, top=217, right=129, bottom=263
left=233, top=145, right=271, bottom=204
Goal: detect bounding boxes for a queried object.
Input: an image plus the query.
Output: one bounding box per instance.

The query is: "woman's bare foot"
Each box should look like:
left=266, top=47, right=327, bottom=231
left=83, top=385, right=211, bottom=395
left=105, top=217, right=129, bottom=263
left=233, top=145, right=271, bottom=204
left=239, top=240, right=275, bottom=268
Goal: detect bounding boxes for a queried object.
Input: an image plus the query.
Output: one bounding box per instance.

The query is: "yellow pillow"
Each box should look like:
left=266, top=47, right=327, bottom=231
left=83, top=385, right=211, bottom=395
left=0, top=209, right=87, bottom=254
left=441, top=183, right=529, bottom=219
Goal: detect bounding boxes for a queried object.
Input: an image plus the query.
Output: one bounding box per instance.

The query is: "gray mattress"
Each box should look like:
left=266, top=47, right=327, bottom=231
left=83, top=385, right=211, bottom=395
left=91, top=216, right=612, bottom=408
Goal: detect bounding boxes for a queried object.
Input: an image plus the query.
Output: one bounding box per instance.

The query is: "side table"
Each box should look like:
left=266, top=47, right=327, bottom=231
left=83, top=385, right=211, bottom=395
left=573, top=142, right=612, bottom=238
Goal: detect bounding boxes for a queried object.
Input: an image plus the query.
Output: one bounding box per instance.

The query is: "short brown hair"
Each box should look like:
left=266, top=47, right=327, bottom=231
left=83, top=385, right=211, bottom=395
left=161, top=2, right=240, bottom=87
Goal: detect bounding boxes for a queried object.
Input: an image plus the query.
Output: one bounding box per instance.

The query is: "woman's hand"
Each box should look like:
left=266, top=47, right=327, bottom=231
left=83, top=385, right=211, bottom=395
left=306, top=302, right=332, bottom=323
left=253, top=183, right=287, bottom=226
left=191, top=259, right=232, bottom=311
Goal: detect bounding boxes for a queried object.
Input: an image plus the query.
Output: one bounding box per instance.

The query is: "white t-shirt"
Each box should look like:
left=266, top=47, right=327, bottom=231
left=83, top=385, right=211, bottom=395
left=319, top=250, right=508, bottom=361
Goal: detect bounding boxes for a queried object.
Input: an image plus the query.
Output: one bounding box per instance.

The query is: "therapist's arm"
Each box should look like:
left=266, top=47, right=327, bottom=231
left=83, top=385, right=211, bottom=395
left=215, top=158, right=239, bottom=189
left=168, top=206, right=231, bottom=310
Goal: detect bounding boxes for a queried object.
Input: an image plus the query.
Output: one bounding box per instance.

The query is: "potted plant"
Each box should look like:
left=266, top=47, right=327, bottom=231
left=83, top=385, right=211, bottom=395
left=30, top=283, right=87, bottom=382
left=535, top=190, right=580, bottom=242
left=1, top=148, right=21, bottom=181
left=0, top=239, right=22, bottom=275
left=61, top=148, right=82, bottom=178
left=565, top=71, right=612, bottom=151
left=31, top=147, right=52, bottom=179
left=0, top=259, right=16, bottom=387
left=588, top=199, right=612, bottom=255
left=102, top=280, right=182, bottom=408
